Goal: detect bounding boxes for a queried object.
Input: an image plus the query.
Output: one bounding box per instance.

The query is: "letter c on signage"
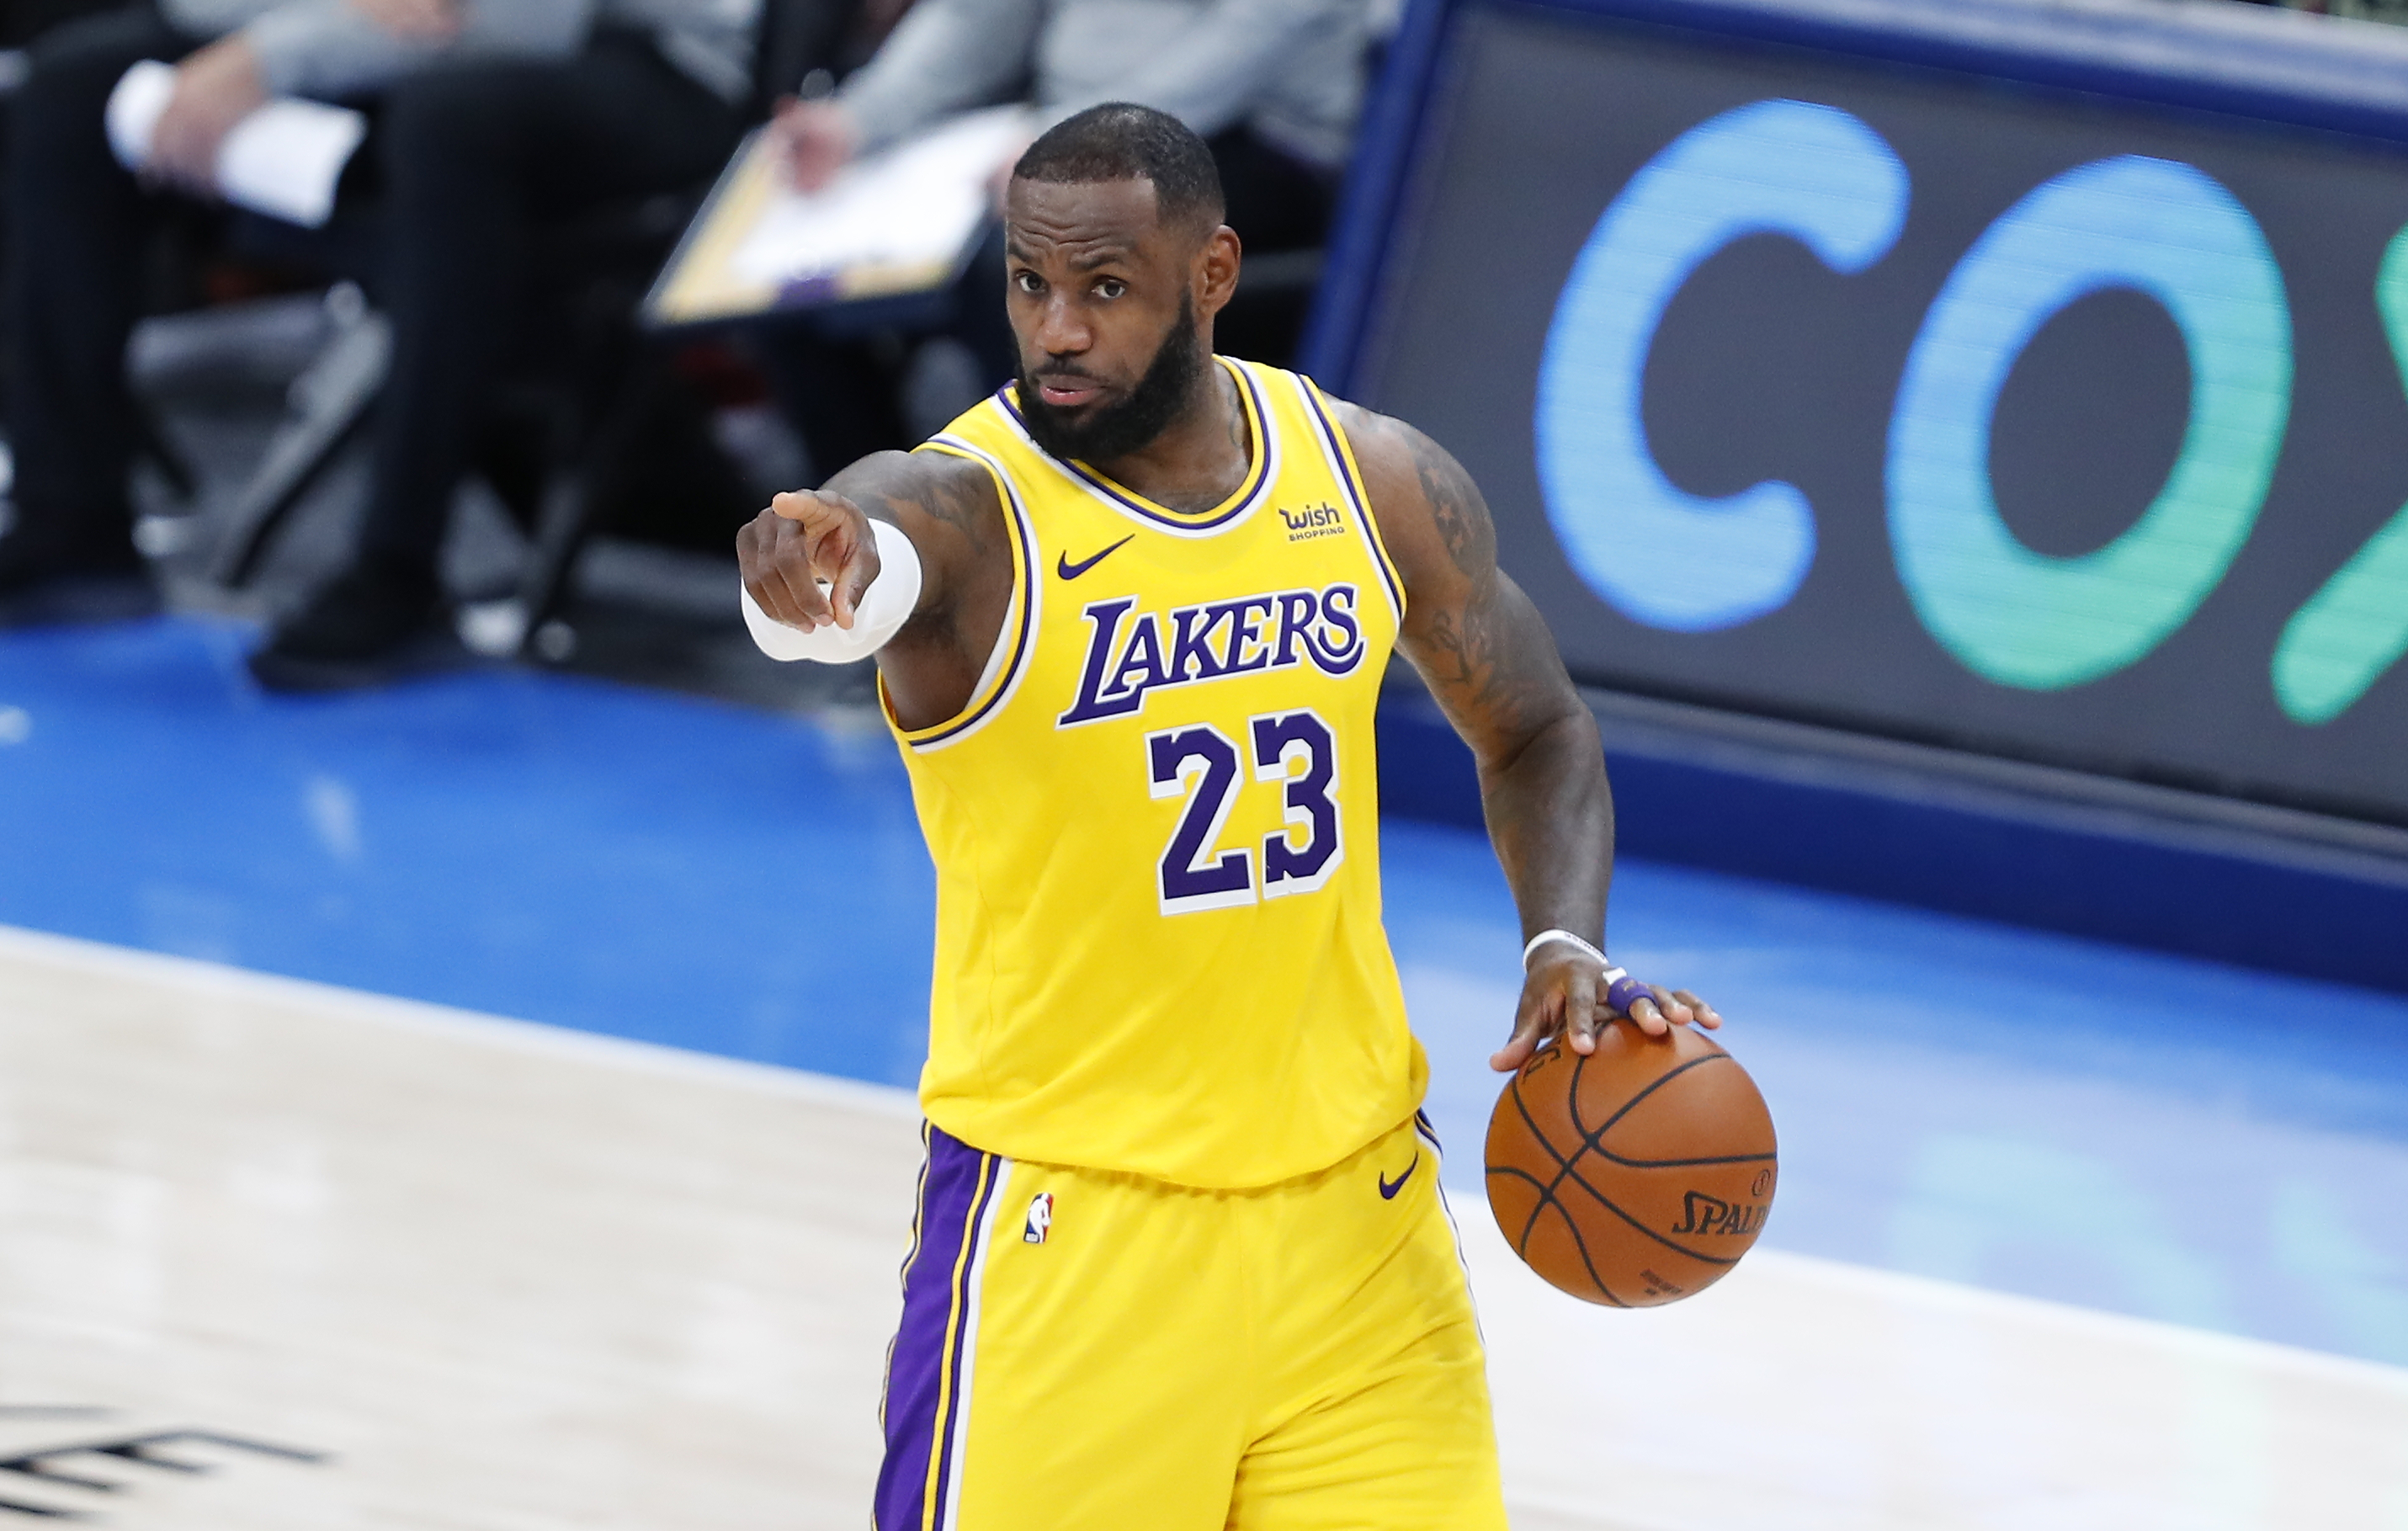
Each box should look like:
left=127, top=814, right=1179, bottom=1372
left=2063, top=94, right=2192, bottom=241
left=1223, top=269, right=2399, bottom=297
left=1536, top=99, right=1910, bottom=631
left=1887, top=157, right=2292, bottom=689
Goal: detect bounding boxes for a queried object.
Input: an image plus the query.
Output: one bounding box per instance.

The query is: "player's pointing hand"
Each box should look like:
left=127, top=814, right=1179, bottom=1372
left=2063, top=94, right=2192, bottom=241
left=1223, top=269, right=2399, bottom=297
left=739, top=489, right=881, bottom=632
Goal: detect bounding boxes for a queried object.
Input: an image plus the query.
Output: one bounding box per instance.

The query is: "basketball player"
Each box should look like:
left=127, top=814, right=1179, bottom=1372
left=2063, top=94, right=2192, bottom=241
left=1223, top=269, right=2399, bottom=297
left=739, top=104, right=1718, bottom=1531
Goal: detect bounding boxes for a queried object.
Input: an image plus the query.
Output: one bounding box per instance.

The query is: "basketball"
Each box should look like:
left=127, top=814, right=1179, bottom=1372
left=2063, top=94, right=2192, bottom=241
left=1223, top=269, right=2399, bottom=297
left=1486, top=1022, right=1778, bottom=1306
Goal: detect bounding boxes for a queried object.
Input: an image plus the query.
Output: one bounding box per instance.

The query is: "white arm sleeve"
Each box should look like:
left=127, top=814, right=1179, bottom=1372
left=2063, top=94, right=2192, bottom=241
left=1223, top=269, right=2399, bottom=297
left=742, top=518, right=926, bottom=664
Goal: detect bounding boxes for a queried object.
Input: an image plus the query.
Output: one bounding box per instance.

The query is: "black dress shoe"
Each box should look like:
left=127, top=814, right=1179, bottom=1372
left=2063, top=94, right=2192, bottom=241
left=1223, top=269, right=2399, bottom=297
left=247, top=561, right=460, bottom=693
left=0, top=533, right=159, bottom=628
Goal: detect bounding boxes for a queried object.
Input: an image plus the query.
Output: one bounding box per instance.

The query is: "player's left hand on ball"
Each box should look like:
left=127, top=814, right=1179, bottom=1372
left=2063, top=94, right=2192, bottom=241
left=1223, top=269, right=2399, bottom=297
left=1490, top=960, right=1723, bottom=1071
left=1491, top=951, right=1608, bottom=1071
left=738, top=489, right=880, bottom=632
left=1620, top=985, right=1720, bottom=1039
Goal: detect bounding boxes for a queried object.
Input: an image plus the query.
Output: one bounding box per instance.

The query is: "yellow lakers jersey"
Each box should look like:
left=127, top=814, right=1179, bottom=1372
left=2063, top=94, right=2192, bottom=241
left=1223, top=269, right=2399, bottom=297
left=883, top=357, right=1427, bottom=1188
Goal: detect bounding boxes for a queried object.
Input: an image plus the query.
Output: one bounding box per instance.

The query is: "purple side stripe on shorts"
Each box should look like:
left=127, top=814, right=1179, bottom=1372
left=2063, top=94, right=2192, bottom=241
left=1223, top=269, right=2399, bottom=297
left=875, top=1124, right=998, bottom=1531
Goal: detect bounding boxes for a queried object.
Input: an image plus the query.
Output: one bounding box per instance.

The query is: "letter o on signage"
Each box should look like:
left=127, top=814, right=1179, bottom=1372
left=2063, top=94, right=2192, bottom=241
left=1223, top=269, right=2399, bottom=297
left=1537, top=99, right=1910, bottom=631
left=1886, top=157, right=2293, bottom=689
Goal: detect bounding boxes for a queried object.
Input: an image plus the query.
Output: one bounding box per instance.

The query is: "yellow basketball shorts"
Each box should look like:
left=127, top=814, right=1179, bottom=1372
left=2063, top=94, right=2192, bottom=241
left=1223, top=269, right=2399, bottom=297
left=874, top=1111, right=1507, bottom=1531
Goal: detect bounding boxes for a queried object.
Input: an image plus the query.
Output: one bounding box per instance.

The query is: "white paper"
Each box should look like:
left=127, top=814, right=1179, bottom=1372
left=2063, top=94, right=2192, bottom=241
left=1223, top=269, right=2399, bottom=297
left=730, top=105, right=1034, bottom=290
left=106, top=60, right=368, bottom=229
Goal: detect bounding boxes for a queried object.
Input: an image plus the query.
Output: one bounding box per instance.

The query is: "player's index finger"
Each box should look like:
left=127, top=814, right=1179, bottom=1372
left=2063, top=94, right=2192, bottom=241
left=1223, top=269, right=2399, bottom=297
left=770, top=489, right=853, bottom=524
left=1565, top=967, right=1600, bottom=1037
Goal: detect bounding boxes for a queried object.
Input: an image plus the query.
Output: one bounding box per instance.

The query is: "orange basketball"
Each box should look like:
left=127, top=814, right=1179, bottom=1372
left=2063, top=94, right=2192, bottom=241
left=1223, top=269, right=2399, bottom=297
left=1485, top=1021, right=1777, bottom=1306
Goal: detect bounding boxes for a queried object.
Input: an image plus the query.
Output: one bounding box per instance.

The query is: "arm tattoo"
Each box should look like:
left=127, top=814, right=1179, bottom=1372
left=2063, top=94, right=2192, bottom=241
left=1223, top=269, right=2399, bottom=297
left=1385, top=423, right=1563, bottom=756
left=840, top=455, right=1004, bottom=658
left=1418, top=593, right=1561, bottom=757
left=875, top=464, right=995, bottom=558
left=1406, top=427, right=1496, bottom=578
left=927, top=468, right=997, bottom=554
left=1355, top=407, right=1612, bottom=942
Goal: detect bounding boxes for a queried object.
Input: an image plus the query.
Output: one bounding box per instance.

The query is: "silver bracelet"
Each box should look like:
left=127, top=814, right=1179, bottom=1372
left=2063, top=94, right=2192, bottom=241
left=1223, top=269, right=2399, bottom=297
left=1522, top=928, right=1609, bottom=971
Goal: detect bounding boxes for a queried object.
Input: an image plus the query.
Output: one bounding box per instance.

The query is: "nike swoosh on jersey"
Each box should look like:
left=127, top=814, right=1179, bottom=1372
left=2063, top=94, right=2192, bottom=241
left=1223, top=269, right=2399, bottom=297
left=1056, top=535, right=1135, bottom=580
left=1379, top=1152, right=1420, bottom=1200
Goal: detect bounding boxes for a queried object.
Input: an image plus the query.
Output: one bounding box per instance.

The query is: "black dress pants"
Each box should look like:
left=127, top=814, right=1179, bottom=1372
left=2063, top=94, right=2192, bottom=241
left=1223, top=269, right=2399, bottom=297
left=355, top=31, right=738, bottom=575
left=5, top=5, right=741, bottom=576
left=6, top=3, right=197, bottom=561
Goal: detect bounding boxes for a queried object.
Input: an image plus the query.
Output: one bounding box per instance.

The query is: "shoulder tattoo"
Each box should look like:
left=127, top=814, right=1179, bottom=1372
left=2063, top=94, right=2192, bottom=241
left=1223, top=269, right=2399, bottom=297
left=1402, top=425, right=1497, bottom=580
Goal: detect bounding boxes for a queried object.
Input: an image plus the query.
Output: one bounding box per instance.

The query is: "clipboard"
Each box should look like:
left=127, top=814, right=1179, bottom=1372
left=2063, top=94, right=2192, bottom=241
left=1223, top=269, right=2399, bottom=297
left=645, top=105, right=1034, bottom=332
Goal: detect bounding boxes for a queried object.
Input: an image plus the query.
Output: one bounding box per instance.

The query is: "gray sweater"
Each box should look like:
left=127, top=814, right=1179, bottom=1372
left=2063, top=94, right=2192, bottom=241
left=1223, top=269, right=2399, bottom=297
left=838, top=0, right=1368, bottom=170
left=159, top=0, right=760, bottom=104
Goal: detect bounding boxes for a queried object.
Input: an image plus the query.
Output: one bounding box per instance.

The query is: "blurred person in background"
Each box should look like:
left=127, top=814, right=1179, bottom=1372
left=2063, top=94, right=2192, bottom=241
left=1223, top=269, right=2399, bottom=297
left=0, top=0, right=132, bottom=424
left=0, top=0, right=755, bottom=690
left=754, top=0, right=1370, bottom=480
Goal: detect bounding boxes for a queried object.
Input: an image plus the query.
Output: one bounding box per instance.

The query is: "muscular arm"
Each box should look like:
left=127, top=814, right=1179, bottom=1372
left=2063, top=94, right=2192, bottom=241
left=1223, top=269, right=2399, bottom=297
left=736, top=449, right=1015, bottom=732
left=1337, top=401, right=1713, bottom=1065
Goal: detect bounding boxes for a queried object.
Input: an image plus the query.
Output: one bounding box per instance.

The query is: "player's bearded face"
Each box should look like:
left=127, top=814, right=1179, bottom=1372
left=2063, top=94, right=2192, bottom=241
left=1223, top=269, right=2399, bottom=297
left=1019, top=292, right=1203, bottom=465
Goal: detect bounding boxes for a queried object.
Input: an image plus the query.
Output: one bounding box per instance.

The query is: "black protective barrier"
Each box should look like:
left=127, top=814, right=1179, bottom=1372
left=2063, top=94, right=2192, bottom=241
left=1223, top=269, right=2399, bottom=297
left=1312, top=0, right=2408, bottom=828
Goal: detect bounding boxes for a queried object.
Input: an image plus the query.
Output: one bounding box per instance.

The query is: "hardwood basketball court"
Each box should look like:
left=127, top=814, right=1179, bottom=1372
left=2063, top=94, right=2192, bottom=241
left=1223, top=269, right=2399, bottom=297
left=6, top=926, right=2404, bottom=1530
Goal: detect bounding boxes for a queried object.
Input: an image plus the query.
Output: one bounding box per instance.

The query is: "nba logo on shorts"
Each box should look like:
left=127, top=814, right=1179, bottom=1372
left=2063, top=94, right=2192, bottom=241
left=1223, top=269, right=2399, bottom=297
left=1023, top=1192, right=1054, bottom=1245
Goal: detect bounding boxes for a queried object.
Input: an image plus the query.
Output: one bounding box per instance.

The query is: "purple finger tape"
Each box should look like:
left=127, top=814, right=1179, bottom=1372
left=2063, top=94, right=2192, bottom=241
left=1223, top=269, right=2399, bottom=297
left=1603, top=971, right=1654, bottom=1016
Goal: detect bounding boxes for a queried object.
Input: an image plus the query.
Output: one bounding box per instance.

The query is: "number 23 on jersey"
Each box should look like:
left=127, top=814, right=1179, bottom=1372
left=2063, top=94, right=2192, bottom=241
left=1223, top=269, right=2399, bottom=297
left=1146, top=708, right=1343, bottom=916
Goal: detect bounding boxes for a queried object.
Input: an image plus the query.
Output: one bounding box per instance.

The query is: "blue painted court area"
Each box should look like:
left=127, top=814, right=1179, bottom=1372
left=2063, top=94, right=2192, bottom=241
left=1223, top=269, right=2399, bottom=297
left=3, top=616, right=2406, bottom=1368
left=0, top=616, right=937, bottom=1087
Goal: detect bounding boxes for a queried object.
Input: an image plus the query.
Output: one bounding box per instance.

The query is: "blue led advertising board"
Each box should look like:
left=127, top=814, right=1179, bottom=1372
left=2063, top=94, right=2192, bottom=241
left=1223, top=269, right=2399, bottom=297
left=1321, top=0, right=2408, bottom=825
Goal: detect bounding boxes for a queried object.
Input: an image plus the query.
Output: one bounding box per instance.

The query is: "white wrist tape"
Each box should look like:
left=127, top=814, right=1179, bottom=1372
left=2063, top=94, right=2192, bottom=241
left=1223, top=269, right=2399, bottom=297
left=742, top=518, right=923, bottom=663
left=1523, top=928, right=1610, bottom=972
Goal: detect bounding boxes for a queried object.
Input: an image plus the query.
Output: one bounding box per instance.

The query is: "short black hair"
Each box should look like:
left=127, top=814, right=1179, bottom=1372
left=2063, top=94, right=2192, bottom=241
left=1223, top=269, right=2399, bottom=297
left=1011, top=103, right=1225, bottom=233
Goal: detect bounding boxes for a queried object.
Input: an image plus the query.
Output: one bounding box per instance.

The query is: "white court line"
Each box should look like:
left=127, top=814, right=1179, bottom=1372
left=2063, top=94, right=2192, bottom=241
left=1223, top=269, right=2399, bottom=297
left=0, top=921, right=922, bottom=1119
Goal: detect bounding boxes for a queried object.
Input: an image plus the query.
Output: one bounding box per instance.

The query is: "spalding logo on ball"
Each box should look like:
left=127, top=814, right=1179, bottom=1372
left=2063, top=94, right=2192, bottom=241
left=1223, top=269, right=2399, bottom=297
left=1486, top=1020, right=1777, bottom=1306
